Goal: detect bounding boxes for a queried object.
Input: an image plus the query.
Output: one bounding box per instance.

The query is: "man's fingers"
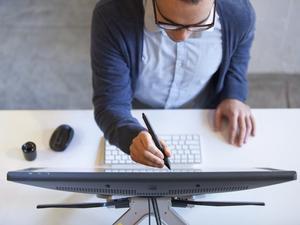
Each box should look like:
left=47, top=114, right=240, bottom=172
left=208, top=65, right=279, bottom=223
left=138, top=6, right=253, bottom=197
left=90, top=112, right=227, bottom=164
left=215, top=99, right=256, bottom=147
left=229, top=113, right=238, bottom=145
left=160, top=140, right=172, bottom=158
left=143, top=151, right=164, bottom=168
left=141, top=132, right=164, bottom=159
left=250, top=113, right=256, bottom=136
left=238, top=115, right=246, bottom=147
left=214, top=109, right=222, bottom=131
left=130, top=131, right=164, bottom=168
left=130, top=144, right=164, bottom=168
left=244, top=116, right=252, bottom=144
left=148, top=146, right=164, bottom=159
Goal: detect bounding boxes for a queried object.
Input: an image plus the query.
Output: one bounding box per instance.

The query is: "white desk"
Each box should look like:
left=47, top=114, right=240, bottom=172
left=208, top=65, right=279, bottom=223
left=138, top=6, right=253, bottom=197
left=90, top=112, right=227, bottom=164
left=0, top=109, right=299, bottom=225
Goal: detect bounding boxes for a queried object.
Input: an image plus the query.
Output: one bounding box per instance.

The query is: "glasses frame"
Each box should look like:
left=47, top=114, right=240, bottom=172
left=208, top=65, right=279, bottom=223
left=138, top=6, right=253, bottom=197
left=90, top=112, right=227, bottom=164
left=152, top=0, right=216, bottom=32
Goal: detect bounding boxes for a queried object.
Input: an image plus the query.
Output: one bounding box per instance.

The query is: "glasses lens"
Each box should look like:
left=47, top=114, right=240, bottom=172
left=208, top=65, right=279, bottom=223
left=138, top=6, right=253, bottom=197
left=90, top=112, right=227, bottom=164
left=155, top=0, right=215, bottom=32
left=187, top=25, right=211, bottom=32
left=158, top=23, right=181, bottom=30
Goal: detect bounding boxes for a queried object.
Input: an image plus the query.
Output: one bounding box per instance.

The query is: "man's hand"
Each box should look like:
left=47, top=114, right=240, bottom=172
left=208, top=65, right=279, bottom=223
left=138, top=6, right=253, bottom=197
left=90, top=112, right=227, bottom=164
left=214, top=99, right=256, bottom=147
left=130, top=131, right=172, bottom=168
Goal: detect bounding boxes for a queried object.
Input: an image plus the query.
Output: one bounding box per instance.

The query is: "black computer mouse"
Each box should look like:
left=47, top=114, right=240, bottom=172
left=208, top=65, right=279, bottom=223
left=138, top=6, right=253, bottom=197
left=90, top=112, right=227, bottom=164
left=49, top=124, right=74, bottom=151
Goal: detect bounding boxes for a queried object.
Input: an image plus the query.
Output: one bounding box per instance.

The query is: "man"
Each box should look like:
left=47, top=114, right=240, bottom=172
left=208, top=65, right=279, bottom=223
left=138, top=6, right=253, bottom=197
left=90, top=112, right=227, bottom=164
left=91, top=0, right=256, bottom=168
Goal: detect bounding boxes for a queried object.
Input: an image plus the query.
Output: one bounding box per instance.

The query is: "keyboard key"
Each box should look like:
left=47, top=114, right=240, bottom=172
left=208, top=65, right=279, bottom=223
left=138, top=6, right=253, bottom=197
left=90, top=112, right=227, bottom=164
left=193, top=135, right=200, bottom=140
left=185, top=140, right=199, bottom=145
left=172, top=135, right=180, bottom=140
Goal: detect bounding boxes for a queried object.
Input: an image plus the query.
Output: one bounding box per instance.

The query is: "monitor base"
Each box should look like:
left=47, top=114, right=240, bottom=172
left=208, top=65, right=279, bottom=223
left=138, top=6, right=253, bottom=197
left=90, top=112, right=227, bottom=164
left=113, top=197, right=187, bottom=225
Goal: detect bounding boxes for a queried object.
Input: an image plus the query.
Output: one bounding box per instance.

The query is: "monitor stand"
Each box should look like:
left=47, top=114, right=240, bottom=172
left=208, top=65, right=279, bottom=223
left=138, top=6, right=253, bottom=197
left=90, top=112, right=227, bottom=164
left=113, top=197, right=187, bottom=225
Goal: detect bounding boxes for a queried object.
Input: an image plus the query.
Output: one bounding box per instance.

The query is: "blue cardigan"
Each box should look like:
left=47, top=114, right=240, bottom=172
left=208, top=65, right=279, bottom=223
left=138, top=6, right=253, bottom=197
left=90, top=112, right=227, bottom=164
left=91, top=0, right=256, bottom=154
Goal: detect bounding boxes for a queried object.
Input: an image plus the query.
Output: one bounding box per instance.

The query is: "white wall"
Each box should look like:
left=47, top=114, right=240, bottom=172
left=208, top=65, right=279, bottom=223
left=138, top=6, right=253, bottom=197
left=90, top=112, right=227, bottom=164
left=249, top=0, right=300, bottom=74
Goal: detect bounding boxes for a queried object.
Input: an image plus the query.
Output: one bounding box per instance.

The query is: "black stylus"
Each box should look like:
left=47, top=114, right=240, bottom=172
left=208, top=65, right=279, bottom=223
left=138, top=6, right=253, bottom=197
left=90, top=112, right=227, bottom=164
left=142, top=113, right=171, bottom=170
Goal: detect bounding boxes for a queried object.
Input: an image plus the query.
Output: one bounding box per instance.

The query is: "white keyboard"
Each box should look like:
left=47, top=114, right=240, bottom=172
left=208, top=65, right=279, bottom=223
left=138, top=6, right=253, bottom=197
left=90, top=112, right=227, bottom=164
left=104, top=134, right=202, bottom=167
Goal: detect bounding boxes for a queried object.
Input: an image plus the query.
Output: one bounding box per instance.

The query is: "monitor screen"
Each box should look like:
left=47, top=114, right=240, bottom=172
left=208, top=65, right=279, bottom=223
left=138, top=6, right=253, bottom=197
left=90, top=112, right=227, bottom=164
left=7, top=167, right=297, bottom=197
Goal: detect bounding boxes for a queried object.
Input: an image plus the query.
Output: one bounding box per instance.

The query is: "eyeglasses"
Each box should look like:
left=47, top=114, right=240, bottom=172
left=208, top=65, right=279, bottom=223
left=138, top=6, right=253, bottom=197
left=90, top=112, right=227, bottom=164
left=152, top=0, right=216, bottom=32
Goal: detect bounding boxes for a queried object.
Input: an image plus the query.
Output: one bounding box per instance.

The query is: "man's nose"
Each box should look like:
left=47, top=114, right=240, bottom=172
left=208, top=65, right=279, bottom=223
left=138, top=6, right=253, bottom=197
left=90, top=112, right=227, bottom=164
left=170, top=29, right=192, bottom=42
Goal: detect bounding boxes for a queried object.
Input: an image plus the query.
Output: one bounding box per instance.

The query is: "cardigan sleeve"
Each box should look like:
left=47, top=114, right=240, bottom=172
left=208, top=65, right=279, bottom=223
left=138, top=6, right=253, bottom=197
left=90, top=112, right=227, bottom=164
left=91, top=4, right=146, bottom=155
left=220, top=1, right=256, bottom=102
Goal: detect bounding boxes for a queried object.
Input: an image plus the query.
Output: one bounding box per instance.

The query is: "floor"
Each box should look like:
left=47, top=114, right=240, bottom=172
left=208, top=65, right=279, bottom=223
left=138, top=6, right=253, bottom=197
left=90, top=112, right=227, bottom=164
left=0, top=0, right=299, bottom=109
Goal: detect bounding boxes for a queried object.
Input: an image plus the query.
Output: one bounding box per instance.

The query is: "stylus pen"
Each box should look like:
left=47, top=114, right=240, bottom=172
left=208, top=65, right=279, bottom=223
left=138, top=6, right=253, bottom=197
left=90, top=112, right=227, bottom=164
left=142, top=113, right=171, bottom=170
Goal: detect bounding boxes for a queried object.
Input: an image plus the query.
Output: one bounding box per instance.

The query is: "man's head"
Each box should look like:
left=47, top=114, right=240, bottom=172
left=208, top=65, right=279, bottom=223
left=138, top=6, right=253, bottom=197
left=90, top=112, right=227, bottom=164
left=154, top=0, right=214, bottom=42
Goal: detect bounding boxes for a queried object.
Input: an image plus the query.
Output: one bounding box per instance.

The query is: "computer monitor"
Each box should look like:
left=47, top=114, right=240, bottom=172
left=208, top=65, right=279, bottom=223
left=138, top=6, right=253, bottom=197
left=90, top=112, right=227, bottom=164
left=7, top=167, right=297, bottom=197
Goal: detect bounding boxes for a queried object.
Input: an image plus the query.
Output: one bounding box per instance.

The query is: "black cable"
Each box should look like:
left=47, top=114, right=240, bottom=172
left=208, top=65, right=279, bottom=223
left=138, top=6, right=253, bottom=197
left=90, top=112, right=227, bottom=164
left=148, top=198, right=151, bottom=225
left=154, top=198, right=162, bottom=225
left=151, top=198, right=156, bottom=225
left=37, top=202, right=107, bottom=209
left=172, top=199, right=265, bottom=207
left=151, top=198, right=162, bottom=225
left=37, top=198, right=130, bottom=209
left=151, top=198, right=159, bottom=225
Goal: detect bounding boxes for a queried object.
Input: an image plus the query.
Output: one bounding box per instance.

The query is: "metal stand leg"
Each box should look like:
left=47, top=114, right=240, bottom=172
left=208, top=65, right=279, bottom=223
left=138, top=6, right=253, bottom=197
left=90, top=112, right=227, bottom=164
left=113, top=197, right=188, bottom=225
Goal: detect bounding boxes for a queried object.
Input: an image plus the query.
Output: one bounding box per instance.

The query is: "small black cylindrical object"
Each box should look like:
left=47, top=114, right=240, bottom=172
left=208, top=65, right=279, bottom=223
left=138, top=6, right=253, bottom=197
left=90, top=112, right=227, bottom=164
left=22, top=141, right=37, bottom=161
